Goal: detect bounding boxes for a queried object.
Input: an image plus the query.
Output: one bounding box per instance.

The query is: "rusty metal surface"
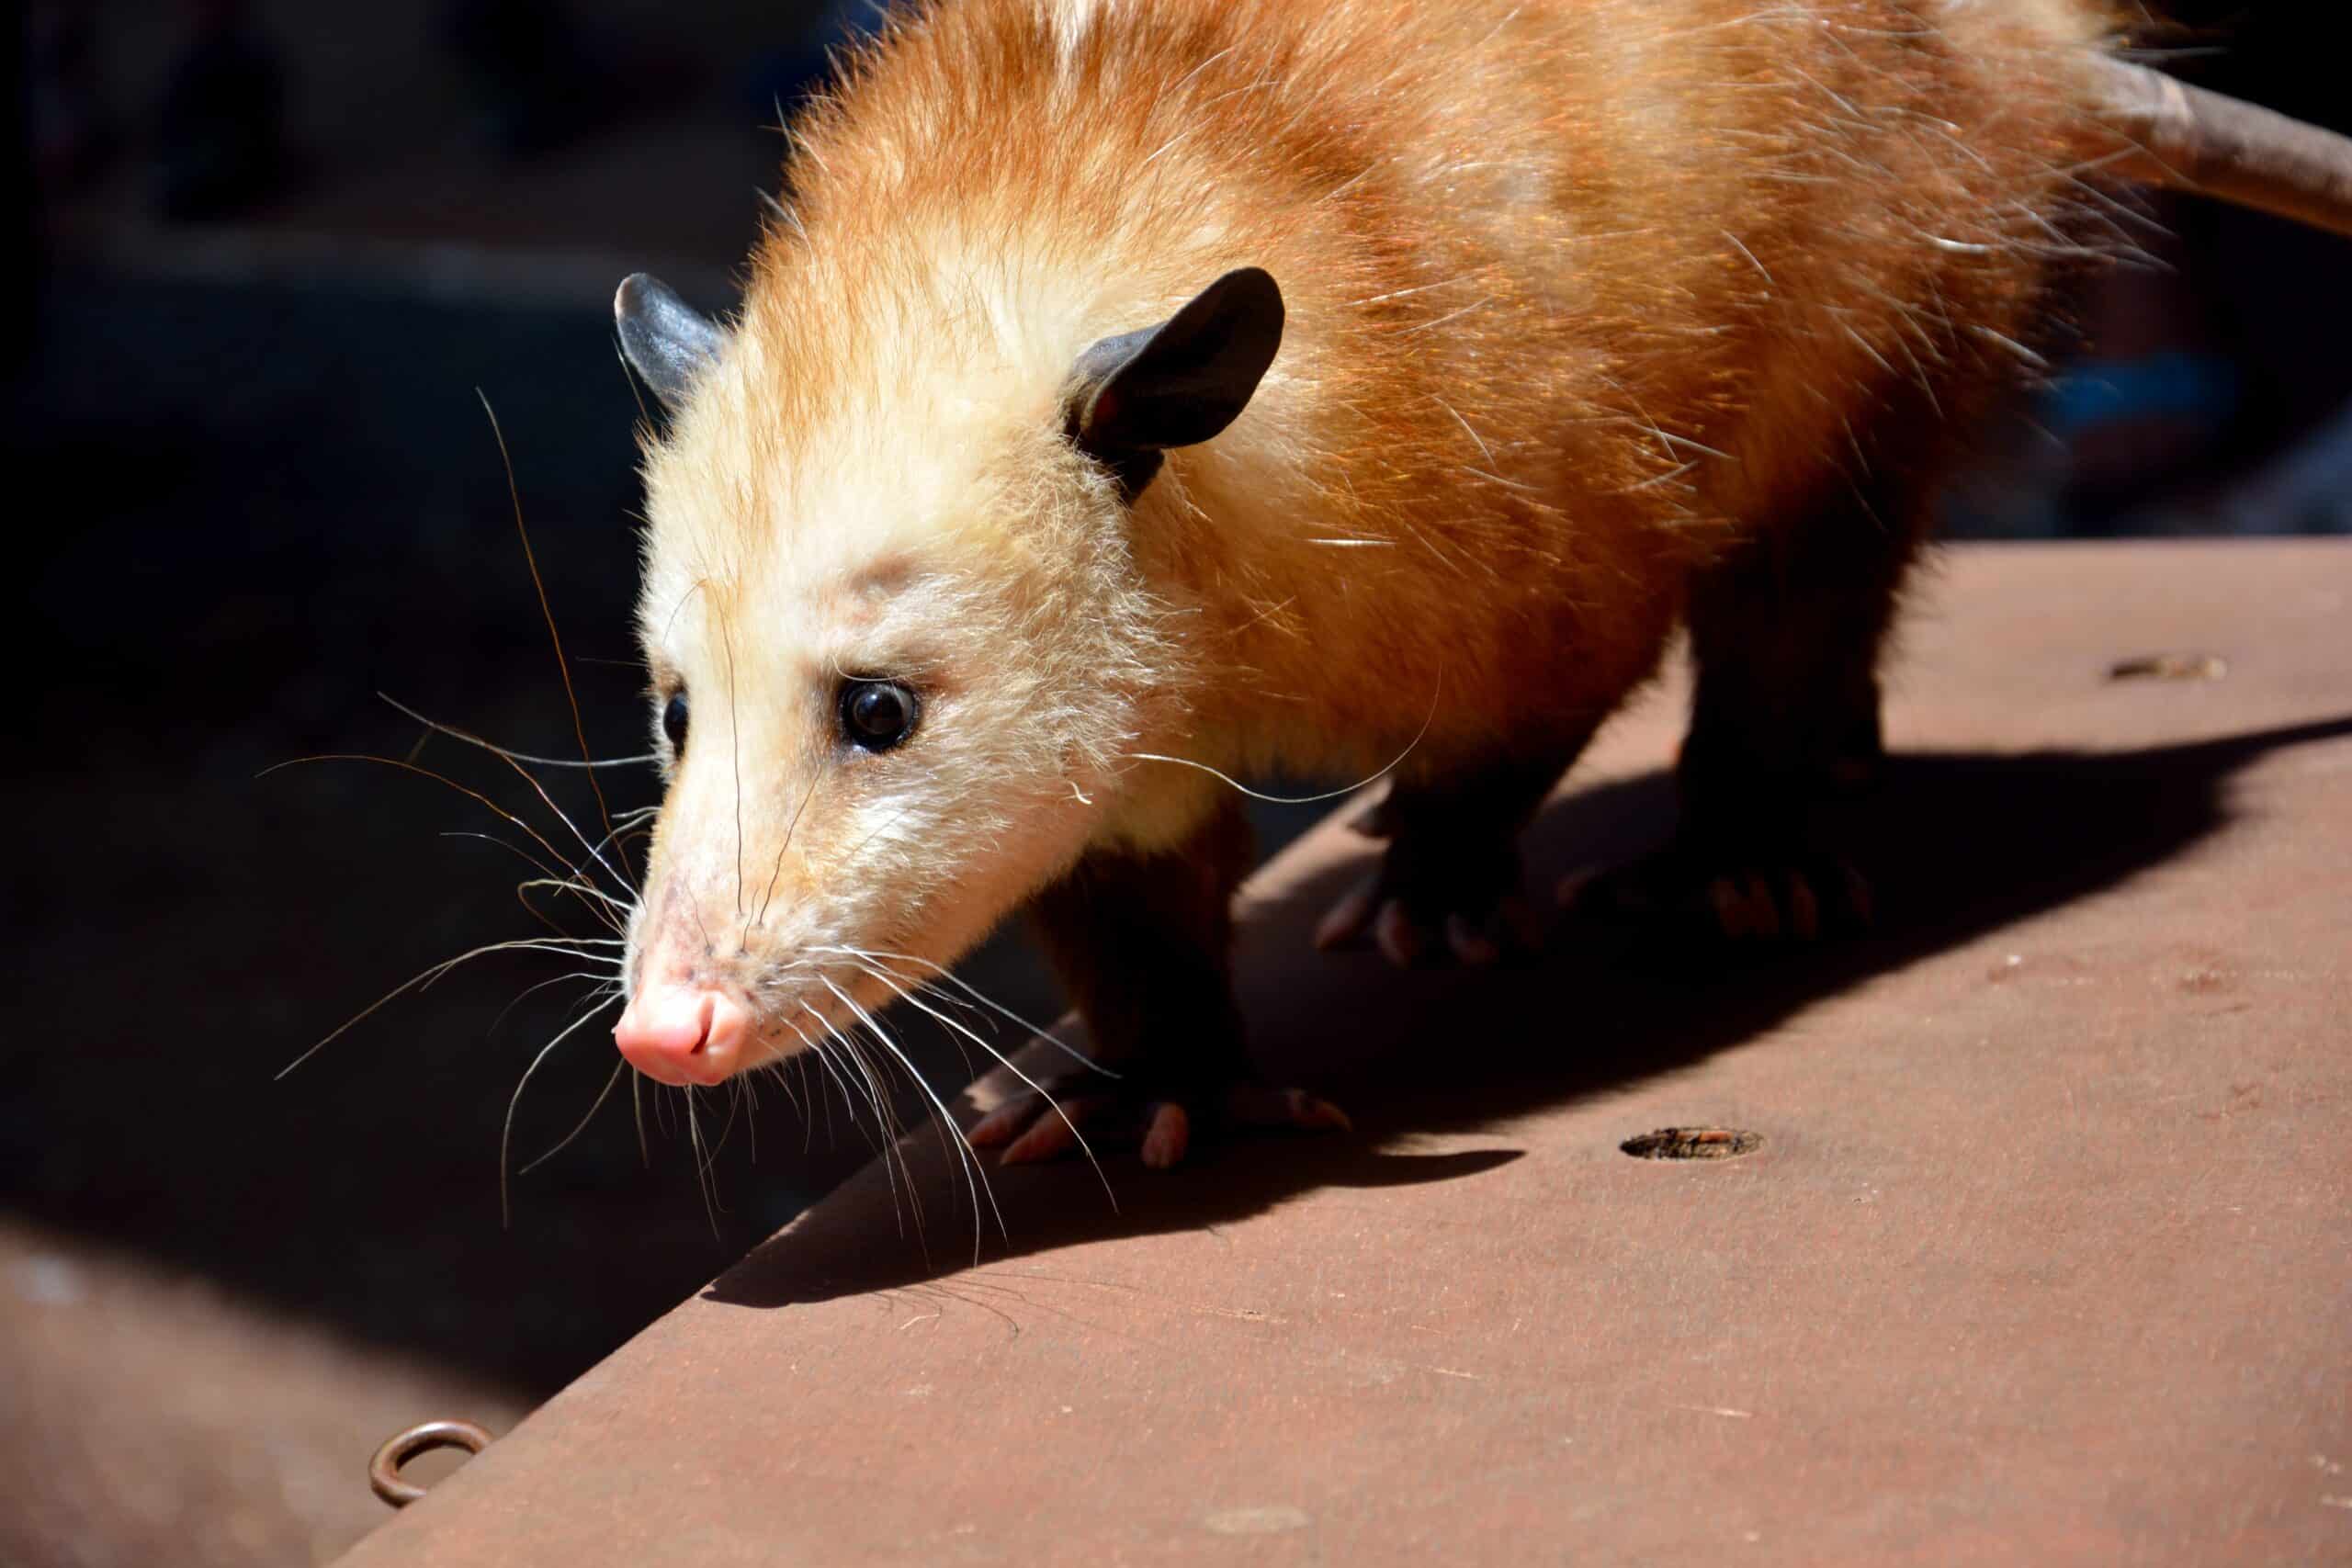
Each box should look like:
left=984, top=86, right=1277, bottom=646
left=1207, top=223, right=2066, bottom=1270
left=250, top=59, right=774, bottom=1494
left=0, top=1218, right=531, bottom=1568
left=339, top=542, right=2352, bottom=1566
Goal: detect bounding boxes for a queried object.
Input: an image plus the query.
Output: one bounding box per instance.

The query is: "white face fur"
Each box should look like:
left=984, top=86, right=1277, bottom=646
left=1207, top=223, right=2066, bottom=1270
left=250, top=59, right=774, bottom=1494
left=609, top=260, right=1281, bottom=1084
left=619, top=305, right=1169, bottom=1078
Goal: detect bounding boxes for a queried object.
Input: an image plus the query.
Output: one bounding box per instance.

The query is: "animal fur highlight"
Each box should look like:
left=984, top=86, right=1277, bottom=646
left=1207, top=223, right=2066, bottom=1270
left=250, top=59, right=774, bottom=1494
left=604, top=0, right=2340, bottom=1150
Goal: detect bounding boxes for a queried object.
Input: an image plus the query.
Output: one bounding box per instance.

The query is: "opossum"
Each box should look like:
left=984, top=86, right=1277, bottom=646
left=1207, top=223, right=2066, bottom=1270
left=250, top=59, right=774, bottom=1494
left=603, top=0, right=2352, bottom=1168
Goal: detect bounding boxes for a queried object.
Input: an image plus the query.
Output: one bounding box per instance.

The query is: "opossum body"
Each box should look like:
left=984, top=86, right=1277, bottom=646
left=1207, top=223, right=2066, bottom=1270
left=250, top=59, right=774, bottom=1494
left=602, top=0, right=2313, bottom=1164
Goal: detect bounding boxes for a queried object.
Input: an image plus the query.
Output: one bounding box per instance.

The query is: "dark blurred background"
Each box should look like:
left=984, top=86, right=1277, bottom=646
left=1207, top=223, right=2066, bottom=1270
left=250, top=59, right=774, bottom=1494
left=3, top=4, right=2347, bottom=1564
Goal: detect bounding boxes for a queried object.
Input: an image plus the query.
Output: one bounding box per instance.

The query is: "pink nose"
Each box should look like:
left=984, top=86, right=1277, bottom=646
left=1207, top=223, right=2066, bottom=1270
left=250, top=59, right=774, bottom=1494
left=613, top=985, right=751, bottom=1086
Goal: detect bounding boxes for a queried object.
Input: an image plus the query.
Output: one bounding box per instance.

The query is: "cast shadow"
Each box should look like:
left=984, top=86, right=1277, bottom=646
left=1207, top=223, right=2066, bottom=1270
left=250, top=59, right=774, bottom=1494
left=708, top=714, right=2351, bottom=1309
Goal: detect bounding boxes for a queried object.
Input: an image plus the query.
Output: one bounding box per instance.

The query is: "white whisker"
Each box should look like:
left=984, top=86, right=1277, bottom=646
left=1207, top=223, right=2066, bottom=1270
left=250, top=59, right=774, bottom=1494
left=488, top=968, right=625, bottom=1039
left=379, top=694, right=657, bottom=771
left=808, top=945, right=1105, bottom=1075
left=518, top=1054, right=630, bottom=1175
left=283, top=937, right=625, bottom=1079
left=830, top=956, right=1117, bottom=1216
left=821, top=974, right=1002, bottom=1254
left=501, top=996, right=623, bottom=1227
left=1121, top=671, right=1441, bottom=806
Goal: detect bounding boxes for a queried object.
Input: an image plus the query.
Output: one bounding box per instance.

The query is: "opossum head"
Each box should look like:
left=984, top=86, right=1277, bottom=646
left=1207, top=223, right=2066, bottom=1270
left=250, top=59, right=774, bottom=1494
left=607, top=266, right=1281, bottom=1086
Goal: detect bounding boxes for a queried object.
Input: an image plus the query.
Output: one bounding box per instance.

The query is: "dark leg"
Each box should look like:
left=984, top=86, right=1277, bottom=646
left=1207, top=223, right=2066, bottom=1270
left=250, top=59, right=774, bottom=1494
left=1573, top=478, right=1924, bottom=938
left=967, top=795, right=1347, bottom=1168
left=1316, top=735, right=1594, bottom=966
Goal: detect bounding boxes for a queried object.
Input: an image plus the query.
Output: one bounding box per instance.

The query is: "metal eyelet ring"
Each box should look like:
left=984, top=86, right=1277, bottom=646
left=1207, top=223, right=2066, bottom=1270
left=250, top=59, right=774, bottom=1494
left=369, top=1418, right=494, bottom=1508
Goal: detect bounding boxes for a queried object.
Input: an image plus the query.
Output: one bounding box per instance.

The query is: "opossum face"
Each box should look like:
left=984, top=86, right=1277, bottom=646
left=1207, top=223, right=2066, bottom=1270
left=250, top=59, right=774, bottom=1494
left=606, top=268, right=1280, bottom=1087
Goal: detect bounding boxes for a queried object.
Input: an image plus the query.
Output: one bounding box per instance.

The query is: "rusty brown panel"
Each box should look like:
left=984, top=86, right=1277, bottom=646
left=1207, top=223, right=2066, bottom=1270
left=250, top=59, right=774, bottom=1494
left=338, top=542, right=2352, bottom=1566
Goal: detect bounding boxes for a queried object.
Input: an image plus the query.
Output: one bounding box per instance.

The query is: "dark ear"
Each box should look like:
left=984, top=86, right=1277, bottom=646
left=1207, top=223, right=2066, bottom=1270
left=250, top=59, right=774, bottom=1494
left=615, top=273, right=724, bottom=412
left=1067, top=267, right=1284, bottom=499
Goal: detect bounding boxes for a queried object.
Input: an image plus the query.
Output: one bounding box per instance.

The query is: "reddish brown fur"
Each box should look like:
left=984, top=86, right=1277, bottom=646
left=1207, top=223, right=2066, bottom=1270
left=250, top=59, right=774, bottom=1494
left=622, top=0, right=2138, bottom=1100
left=752, top=0, right=2115, bottom=794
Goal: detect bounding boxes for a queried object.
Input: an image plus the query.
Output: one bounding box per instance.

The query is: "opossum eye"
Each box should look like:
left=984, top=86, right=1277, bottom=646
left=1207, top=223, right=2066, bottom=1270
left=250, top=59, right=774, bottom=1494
left=838, top=680, right=920, bottom=752
left=662, top=692, right=690, bottom=751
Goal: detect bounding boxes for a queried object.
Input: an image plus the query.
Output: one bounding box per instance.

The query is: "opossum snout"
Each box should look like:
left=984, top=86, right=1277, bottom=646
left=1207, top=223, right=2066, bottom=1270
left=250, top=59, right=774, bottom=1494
left=613, top=983, right=752, bottom=1088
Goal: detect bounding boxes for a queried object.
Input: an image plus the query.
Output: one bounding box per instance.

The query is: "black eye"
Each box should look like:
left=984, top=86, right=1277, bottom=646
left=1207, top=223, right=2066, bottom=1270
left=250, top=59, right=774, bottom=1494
left=662, top=692, right=689, bottom=751
left=839, top=679, right=920, bottom=751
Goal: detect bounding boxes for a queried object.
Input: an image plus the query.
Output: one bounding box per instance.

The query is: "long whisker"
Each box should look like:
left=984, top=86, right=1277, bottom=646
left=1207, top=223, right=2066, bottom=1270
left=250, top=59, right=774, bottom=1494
left=832, top=957, right=1116, bottom=1215
left=789, top=1009, right=883, bottom=1161
left=477, top=389, right=621, bottom=863
left=632, top=1071, right=650, bottom=1168
left=797, top=1004, right=902, bottom=1230
left=514, top=877, right=633, bottom=919
left=808, top=945, right=1107, bottom=1076
left=281, top=935, right=619, bottom=1078
left=488, top=967, right=622, bottom=1040
left=755, top=772, right=822, bottom=928
left=518, top=1029, right=631, bottom=1175
left=379, top=694, right=656, bottom=771
left=472, top=745, right=639, bottom=902
left=741, top=1072, right=760, bottom=1168
left=259, top=753, right=592, bottom=901
left=468, top=849, right=628, bottom=947
left=437, top=831, right=628, bottom=936
left=818, top=977, right=949, bottom=1235
left=1120, top=671, right=1442, bottom=806
left=684, top=1087, right=722, bottom=1238
left=775, top=1022, right=826, bottom=1156
left=696, top=1073, right=752, bottom=1178
left=720, top=609, right=746, bottom=921
left=775, top=1020, right=821, bottom=1153
left=501, top=996, right=622, bottom=1227
left=826, top=1004, right=913, bottom=1197
left=820, top=973, right=1004, bottom=1254
left=759, top=1057, right=805, bottom=1122
left=825, top=952, right=989, bottom=1029
left=849, top=1022, right=927, bottom=1240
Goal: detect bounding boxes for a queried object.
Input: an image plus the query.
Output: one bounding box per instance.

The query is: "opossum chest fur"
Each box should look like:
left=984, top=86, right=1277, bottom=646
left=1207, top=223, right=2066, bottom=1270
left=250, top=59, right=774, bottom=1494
left=608, top=0, right=2130, bottom=1160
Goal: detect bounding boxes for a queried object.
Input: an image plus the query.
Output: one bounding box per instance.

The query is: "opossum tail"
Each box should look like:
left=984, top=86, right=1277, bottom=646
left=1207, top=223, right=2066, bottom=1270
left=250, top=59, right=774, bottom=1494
left=2089, top=58, right=2352, bottom=239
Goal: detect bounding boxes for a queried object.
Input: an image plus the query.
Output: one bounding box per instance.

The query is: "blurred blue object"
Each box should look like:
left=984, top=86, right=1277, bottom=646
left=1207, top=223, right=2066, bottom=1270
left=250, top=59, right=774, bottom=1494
left=2036, top=350, right=2243, bottom=443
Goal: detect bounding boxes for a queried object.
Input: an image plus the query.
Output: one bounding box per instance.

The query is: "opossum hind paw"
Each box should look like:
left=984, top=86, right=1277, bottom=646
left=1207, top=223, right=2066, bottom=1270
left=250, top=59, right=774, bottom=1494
left=969, top=1077, right=1351, bottom=1170
left=1314, top=818, right=1539, bottom=967
left=1560, top=846, right=1873, bottom=942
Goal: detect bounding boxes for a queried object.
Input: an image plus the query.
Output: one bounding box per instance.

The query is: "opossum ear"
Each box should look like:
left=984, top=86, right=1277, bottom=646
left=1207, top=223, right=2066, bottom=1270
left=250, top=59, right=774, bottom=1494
left=615, top=273, right=724, bottom=412
left=1067, top=266, right=1283, bottom=499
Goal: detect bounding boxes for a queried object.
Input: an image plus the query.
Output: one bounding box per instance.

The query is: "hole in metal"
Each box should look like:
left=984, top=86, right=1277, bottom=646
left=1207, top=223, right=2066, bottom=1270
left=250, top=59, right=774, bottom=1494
left=2108, top=653, right=2227, bottom=682
left=1620, top=1127, right=1761, bottom=1160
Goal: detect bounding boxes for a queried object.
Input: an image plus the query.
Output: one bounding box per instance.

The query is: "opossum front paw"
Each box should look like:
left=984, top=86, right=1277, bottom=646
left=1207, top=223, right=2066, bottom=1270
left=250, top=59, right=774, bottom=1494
left=1313, top=795, right=1537, bottom=966
left=1560, top=845, right=1873, bottom=942
left=967, top=1076, right=1351, bottom=1169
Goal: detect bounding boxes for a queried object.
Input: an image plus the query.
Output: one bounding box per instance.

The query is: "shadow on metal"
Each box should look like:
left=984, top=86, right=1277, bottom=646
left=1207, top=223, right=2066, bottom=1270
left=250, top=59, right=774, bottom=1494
left=708, top=714, right=2352, bottom=1309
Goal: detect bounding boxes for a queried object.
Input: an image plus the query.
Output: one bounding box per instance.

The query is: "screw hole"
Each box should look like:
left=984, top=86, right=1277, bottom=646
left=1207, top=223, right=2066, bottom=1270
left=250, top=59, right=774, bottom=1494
left=2108, top=653, right=2226, bottom=682
left=1620, top=1127, right=1761, bottom=1160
